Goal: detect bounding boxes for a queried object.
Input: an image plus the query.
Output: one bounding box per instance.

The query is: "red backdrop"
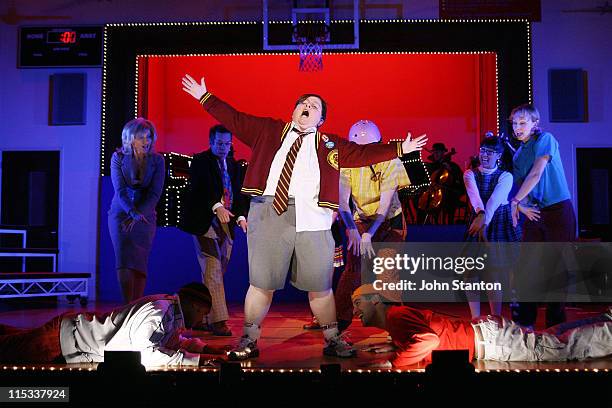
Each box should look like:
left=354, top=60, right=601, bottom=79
left=138, top=52, right=497, bottom=170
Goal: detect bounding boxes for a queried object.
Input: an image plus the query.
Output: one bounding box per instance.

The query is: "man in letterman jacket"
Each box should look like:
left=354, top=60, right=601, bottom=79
left=181, top=74, right=427, bottom=360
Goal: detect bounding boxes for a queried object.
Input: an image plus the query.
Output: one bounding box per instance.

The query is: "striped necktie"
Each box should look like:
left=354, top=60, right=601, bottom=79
left=272, top=129, right=313, bottom=215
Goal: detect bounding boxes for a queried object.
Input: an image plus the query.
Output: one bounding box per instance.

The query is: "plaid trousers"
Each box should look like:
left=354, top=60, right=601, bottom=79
left=193, top=219, right=233, bottom=323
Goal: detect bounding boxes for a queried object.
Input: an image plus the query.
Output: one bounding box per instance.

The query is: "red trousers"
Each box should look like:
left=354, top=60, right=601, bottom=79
left=0, top=314, right=70, bottom=363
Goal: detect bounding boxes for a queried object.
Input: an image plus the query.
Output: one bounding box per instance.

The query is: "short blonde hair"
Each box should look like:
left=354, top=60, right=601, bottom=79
left=121, top=118, right=157, bottom=155
left=509, top=104, right=540, bottom=123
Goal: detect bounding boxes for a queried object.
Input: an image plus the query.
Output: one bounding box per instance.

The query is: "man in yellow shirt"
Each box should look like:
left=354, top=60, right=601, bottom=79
left=336, top=120, right=411, bottom=330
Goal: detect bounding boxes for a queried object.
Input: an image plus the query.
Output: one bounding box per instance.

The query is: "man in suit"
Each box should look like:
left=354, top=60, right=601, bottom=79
left=180, top=125, right=248, bottom=336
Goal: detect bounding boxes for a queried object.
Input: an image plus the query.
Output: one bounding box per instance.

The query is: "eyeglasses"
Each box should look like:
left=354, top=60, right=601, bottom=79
left=479, top=148, right=498, bottom=155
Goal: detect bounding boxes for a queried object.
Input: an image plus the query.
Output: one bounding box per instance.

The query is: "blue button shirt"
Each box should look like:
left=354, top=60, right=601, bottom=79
left=512, top=132, right=570, bottom=208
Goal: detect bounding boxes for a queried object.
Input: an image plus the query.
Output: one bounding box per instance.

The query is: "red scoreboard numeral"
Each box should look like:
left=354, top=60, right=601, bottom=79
left=60, top=31, right=76, bottom=44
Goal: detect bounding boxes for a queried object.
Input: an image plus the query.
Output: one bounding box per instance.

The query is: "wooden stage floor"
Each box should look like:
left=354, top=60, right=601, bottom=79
left=1, top=300, right=610, bottom=372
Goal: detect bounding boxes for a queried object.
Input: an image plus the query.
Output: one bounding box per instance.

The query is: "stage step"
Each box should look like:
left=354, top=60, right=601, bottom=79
left=0, top=248, right=58, bottom=272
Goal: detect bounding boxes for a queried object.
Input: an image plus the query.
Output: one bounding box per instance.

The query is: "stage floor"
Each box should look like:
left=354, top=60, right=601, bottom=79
left=1, top=300, right=610, bottom=371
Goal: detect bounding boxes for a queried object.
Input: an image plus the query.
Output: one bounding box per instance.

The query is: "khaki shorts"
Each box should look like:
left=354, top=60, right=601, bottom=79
left=247, top=196, right=334, bottom=292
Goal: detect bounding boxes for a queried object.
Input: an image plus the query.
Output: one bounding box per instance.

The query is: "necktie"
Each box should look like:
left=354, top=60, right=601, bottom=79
left=272, top=129, right=312, bottom=215
left=220, top=159, right=233, bottom=209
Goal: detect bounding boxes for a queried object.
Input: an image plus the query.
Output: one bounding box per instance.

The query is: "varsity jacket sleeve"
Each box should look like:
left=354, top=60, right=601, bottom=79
left=336, top=136, right=403, bottom=168
left=199, top=93, right=275, bottom=148
left=232, top=161, right=250, bottom=219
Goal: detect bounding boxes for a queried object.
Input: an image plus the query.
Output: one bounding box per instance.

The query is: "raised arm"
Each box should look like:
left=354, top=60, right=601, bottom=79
left=338, top=132, right=427, bottom=168
left=182, top=74, right=279, bottom=147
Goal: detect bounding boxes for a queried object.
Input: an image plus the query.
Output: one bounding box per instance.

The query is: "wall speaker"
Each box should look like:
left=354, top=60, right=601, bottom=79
left=548, top=69, right=588, bottom=122
left=49, top=73, right=87, bottom=125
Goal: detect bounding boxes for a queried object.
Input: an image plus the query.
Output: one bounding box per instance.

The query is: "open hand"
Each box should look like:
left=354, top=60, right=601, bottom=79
left=215, top=207, right=234, bottom=224
left=468, top=213, right=485, bottom=236
left=131, top=211, right=149, bottom=224
left=182, top=74, right=207, bottom=100
left=518, top=203, right=540, bottom=222
left=238, top=219, right=248, bottom=233
left=346, top=229, right=362, bottom=256
left=360, top=232, right=376, bottom=259
left=511, top=201, right=520, bottom=227
left=121, top=218, right=137, bottom=233
left=477, top=224, right=488, bottom=243
left=401, top=132, right=428, bottom=154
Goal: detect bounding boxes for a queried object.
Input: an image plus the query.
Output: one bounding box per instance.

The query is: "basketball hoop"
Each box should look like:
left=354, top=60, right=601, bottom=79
left=292, top=22, right=329, bottom=72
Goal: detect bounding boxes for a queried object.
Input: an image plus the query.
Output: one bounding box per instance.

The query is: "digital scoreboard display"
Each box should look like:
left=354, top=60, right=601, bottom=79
left=19, top=26, right=103, bottom=67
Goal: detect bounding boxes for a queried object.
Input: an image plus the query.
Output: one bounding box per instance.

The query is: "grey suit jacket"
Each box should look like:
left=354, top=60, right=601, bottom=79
left=108, top=150, right=165, bottom=219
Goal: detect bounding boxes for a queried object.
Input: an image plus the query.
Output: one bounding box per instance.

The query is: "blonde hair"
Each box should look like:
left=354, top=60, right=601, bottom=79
left=121, top=118, right=157, bottom=155
left=509, top=104, right=540, bottom=123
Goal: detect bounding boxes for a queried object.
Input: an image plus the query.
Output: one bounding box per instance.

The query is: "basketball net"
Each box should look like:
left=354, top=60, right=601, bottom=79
left=293, top=22, right=329, bottom=72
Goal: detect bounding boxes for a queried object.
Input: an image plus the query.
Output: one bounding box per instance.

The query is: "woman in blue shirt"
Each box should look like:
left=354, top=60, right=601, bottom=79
left=509, top=104, right=576, bottom=328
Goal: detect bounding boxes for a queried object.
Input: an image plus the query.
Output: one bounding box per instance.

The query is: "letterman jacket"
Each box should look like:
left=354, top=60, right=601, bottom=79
left=199, top=92, right=404, bottom=210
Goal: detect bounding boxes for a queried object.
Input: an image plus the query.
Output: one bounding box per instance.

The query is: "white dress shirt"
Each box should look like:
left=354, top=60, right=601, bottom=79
left=263, top=123, right=333, bottom=232
left=60, top=295, right=200, bottom=367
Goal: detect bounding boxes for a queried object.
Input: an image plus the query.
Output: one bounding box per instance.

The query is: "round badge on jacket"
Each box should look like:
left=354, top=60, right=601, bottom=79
left=327, top=149, right=339, bottom=170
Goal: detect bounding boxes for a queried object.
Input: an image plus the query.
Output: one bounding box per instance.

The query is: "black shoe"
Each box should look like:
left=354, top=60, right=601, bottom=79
left=212, top=321, right=232, bottom=336
left=191, top=322, right=213, bottom=332
left=228, top=336, right=259, bottom=361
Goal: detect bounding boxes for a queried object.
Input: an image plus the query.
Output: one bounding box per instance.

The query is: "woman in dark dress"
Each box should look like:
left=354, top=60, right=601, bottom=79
left=463, top=136, right=533, bottom=318
left=108, top=118, right=165, bottom=303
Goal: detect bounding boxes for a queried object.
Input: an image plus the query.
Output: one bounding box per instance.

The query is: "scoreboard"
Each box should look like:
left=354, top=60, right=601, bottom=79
left=19, top=26, right=103, bottom=67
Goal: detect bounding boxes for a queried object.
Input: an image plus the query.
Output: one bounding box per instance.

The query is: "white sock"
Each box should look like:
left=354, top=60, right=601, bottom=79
left=243, top=322, right=261, bottom=341
left=322, top=323, right=339, bottom=341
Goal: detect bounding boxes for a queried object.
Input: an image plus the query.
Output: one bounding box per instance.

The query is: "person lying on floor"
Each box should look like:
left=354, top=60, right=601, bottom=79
left=352, top=284, right=612, bottom=368
left=0, top=282, right=229, bottom=367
